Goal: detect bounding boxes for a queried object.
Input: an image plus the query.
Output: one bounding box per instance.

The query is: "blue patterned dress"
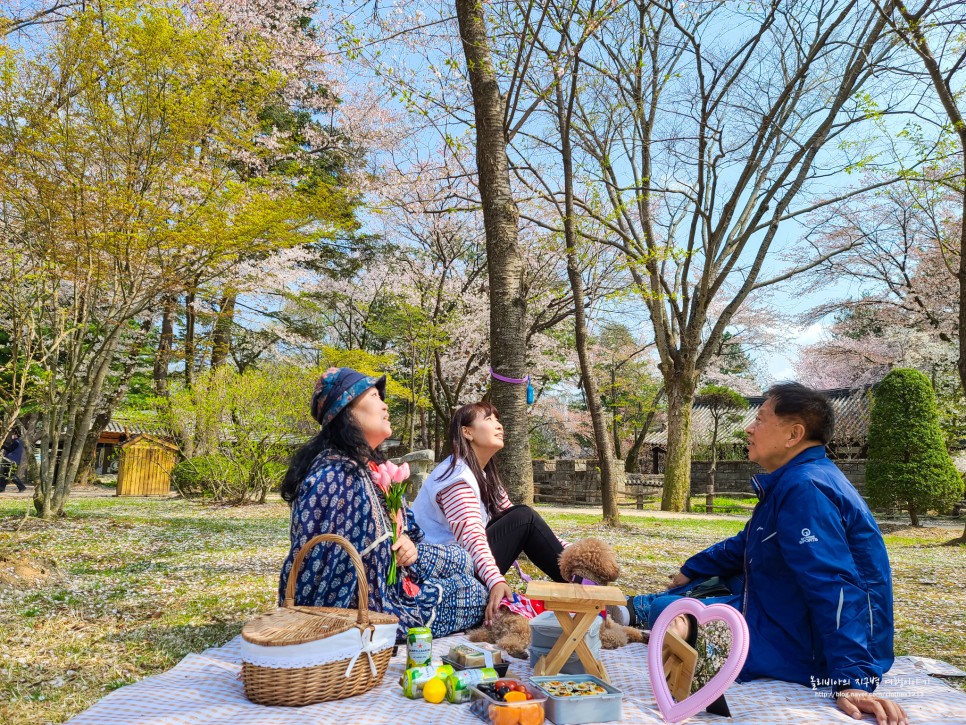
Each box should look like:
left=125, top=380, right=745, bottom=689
left=278, top=450, right=488, bottom=642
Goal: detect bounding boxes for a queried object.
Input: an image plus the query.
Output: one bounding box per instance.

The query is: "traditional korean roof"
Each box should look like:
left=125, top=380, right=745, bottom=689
left=104, top=420, right=170, bottom=436
left=99, top=417, right=172, bottom=445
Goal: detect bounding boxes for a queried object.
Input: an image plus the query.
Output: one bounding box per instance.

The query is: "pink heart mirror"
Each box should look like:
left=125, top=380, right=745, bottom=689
left=647, top=598, right=749, bottom=723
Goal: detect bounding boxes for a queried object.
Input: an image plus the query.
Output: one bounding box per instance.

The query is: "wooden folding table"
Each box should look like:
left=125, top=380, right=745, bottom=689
left=525, top=580, right=626, bottom=683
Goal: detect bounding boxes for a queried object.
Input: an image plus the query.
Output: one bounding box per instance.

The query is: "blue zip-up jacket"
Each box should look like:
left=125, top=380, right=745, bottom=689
left=680, top=445, right=894, bottom=692
left=3, top=439, right=23, bottom=467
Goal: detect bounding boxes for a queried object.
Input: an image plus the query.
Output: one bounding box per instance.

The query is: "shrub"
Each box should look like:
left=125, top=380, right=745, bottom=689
left=867, top=368, right=962, bottom=526
left=171, top=454, right=286, bottom=504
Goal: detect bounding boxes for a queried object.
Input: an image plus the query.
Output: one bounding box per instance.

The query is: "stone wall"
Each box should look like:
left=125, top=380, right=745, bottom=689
left=689, top=461, right=762, bottom=495
left=407, top=455, right=868, bottom=505
left=532, top=458, right=868, bottom=505
left=835, top=460, right=867, bottom=494
left=689, top=459, right=867, bottom=495
left=393, top=449, right=435, bottom=497
left=532, top=459, right=665, bottom=505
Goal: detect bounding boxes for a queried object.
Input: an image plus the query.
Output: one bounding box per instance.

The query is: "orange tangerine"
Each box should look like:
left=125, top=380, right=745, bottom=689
left=488, top=705, right=520, bottom=725
left=518, top=703, right=544, bottom=725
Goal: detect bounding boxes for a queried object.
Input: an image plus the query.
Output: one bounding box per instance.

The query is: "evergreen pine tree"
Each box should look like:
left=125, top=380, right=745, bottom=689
left=867, top=369, right=963, bottom=526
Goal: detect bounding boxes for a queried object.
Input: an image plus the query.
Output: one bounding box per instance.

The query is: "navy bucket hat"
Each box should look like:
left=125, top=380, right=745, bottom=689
left=311, top=367, right=387, bottom=428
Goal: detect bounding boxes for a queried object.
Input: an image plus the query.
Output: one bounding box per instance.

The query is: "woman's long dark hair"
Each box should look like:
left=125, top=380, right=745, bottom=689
left=441, top=402, right=505, bottom=517
left=281, top=406, right=384, bottom=503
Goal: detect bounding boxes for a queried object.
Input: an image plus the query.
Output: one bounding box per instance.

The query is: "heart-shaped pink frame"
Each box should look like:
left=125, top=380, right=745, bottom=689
left=647, top=598, right=749, bottom=723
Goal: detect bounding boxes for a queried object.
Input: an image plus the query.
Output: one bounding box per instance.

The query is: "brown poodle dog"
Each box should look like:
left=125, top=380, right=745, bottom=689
left=467, top=537, right=645, bottom=659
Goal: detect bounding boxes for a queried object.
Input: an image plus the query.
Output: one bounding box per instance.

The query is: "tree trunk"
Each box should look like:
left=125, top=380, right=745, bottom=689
left=154, top=295, right=175, bottom=395
left=35, top=404, right=60, bottom=518
left=908, top=501, right=920, bottom=528
left=572, top=313, right=619, bottom=524
left=624, top=386, right=664, bottom=473
left=455, top=0, right=533, bottom=503
left=184, top=288, right=197, bottom=388
left=662, top=374, right=697, bottom=511
left=958, top=181, right=966, bottom=395
left=434, top=408, right=444, bottom=460
left=555, top=77, right=619, bottom=525
left=34, top=318, right=150, bottom=517
left=19, top=413, right=41, bottom=487
left=73, top=411, right=110, bottom=488
left=210, top=291, right=236, bottom=369
left=611, top=368, right=622, bottom=460
left=50, top=330, right=125, bottom=515
left=705, top=466, right=716, bottom=514
left=706, top=417, right=719, bottom=514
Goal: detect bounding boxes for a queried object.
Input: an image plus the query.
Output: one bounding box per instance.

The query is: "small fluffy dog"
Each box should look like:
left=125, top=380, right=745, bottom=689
left=467, top=537, right=645, bottom=659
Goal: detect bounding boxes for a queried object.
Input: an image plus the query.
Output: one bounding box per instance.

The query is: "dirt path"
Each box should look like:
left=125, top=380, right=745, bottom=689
left=4, top=485, right=963, bottom=531
left=0, top=484, right=125, bottom=499
left=540, top=503, right=966, bottom=532
left=538, top=504, right=746, bottom=522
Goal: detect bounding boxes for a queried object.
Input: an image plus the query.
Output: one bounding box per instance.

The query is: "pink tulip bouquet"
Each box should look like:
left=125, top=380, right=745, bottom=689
left=369, top=461, right=411, bottom=586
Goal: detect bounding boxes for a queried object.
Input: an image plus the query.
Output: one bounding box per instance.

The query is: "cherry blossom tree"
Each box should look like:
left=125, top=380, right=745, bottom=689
left=505, top=0, right=904, bottom=510
left=0, top=0, right=339, bottom=516
left=870, top=0, right=966, bottom=395
left=794, top=177, right=962, bottom=430
left=155, top=0, right=375, bottom=388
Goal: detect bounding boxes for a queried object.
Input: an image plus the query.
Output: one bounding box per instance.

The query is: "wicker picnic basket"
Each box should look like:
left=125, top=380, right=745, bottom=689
left=241, top=533, right=399, bottom=707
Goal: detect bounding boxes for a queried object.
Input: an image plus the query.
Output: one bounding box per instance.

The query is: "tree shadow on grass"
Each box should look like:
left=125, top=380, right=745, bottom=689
left=118, top=621, right=245, bottom=666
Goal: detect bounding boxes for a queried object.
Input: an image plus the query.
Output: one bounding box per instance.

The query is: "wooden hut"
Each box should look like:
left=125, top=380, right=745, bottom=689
left=115, top=435, right=178, bottom=497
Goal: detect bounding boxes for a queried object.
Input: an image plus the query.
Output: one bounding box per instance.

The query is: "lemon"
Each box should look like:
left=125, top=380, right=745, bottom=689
left=422, top=677, right=447, bottom=704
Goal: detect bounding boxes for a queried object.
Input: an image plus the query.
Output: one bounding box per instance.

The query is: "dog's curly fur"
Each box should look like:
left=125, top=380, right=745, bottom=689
left=466, top=537, right=645, bottom=659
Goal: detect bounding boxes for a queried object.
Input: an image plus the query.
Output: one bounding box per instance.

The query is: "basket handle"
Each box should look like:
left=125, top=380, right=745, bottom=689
left=283, top=533, right=370, bottom=628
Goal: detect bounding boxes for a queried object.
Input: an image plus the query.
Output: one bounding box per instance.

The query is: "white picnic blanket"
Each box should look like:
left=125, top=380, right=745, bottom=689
left=67, top=634, right=966, bottom=725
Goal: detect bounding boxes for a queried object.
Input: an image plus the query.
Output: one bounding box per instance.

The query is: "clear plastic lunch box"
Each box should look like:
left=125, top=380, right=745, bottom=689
left=469, top=679, right=548, bottom=725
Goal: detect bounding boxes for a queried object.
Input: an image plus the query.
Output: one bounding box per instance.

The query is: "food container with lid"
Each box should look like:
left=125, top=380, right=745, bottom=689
left=469, top=679, right=547, bottom=725
left=530, top=674, right=623, bottom=725
left=442, top=642, right=511, bottom=677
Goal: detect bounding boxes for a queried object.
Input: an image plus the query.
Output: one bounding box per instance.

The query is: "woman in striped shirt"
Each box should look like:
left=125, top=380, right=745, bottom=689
left=410, top=402, right=569, bottom=626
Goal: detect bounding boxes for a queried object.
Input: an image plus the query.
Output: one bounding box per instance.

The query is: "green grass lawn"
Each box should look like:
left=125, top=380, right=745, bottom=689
left=1, top=497, right=964, bottom=724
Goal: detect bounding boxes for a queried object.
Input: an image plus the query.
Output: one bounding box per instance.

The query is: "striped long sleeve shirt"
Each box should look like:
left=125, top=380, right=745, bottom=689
left=436, top=482, right=513, bottom=590
left=436, top=484, right=569, bottom=590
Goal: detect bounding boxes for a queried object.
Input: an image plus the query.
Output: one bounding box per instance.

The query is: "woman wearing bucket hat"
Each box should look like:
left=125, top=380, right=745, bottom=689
left=278, top=367, right=487, bottom=641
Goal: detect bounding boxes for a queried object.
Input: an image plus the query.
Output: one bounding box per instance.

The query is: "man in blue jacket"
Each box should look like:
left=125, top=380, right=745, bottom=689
left=614, top=383, right=905, bottom=725
left=0, top=429, right=26, bottom=492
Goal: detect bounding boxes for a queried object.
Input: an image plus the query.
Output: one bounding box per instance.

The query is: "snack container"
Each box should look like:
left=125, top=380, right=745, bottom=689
left=445, top=642, right=507, bottom=668
left=442, top=654, right=511, bottom=678
left=529, top=675, right=622, bottom=725
left=469, top=680, right=547, bottom=725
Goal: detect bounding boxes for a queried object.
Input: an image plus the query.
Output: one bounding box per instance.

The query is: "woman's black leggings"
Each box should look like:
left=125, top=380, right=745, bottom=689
left=485, top=504, right=566, bottom=582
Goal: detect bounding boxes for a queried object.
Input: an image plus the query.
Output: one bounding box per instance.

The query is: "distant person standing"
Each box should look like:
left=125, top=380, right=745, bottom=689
left=0, top=429, right=26, bottom=492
